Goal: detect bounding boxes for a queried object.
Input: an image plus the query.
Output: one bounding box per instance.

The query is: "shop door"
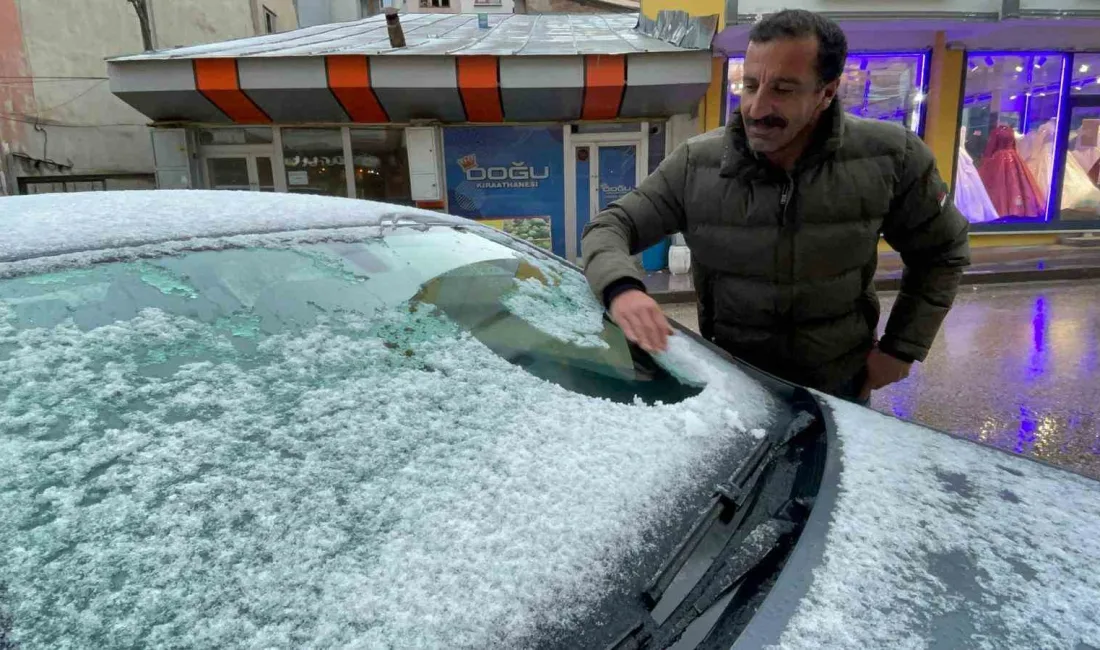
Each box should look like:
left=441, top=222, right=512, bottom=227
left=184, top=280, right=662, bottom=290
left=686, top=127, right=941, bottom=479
left=1061, top=96, right=1100, bottom=221
left=204, top=155, right=275, bottom=192
left=573, top=143, right=640, bottom=261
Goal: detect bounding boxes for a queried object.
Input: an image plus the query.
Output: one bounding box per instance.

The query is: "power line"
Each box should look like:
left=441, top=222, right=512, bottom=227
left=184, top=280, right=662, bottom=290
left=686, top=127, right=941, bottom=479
left=0, top=80, right=112, bottom=122
left=0, top=75, right=109, bottom=81
left=0, top=114, right=148, bottom=128
left=30, top=80, right=109, bottom=114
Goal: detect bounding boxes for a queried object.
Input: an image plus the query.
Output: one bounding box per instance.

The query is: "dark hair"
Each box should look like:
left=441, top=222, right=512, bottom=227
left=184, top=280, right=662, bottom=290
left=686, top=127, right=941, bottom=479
left=748, top=9, right=848, bottom=85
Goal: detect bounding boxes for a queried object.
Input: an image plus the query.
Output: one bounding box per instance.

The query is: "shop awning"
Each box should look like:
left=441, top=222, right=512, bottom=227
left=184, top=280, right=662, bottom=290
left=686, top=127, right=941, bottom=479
left=107, top=13, right=715, bottom=125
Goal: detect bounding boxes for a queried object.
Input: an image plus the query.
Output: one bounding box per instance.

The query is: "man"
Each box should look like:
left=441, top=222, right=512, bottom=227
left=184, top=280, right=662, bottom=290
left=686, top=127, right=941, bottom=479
left=582, top=9, right=970, bottom=403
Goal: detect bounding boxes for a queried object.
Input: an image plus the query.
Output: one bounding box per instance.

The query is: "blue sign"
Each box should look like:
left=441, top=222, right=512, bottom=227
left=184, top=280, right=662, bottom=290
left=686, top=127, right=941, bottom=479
left=443, top=126, right=565, bottom=257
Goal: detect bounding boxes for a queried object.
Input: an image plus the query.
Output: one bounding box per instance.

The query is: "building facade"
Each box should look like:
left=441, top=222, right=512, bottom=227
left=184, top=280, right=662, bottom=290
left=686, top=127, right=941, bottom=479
left=107, top=11, right=709, bottom=266
left=0, top=0, right=297, bottom=196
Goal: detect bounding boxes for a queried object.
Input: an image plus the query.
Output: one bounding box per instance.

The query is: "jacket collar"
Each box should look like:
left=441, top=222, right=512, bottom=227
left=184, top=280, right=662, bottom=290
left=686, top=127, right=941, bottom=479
left=719, top=98, right=847, bottom=179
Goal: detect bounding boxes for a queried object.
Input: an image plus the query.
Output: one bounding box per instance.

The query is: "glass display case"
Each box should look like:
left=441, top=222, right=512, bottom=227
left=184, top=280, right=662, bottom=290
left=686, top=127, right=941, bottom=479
left=956, top=54, right=1066, bottom=223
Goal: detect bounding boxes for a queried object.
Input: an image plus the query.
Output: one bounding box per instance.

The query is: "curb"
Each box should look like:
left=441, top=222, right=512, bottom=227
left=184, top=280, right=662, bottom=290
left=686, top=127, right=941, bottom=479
left=651, top=266, right=1100, bottom=304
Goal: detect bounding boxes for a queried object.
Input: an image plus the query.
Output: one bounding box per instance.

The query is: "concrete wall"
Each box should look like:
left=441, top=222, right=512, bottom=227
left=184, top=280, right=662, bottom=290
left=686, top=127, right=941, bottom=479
left=402, top=0, right=461, bottom=14
left=0, top=0, right=36, bottom=194
left=297, top=0, right=403, bottom=26
left=14, top=0, right=153, bottom=178
left=330, top=0, right=365, bottom=22
left=151, top=0, right=300, bottom=48
left=5, top=0, right=298, bottom=191
left=461, top=0, right=515, bottom=13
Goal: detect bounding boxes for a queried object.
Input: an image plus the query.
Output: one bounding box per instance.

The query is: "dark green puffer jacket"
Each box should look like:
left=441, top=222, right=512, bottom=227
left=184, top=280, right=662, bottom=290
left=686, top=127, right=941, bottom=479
left=582, top=100, right=971, bottom=394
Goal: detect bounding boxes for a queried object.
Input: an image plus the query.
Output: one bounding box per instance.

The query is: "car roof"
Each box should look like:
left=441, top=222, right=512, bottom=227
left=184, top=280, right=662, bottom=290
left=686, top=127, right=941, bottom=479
left=0, top=190, right=465, bottom=265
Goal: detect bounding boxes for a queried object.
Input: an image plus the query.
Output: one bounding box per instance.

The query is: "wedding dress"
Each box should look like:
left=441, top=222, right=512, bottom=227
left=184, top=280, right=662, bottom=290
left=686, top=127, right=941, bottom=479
left=978, top=124, right=1045, bottom=218
left=1022, top=120, right=1100, bottom=214
left=954, top=143, right=1000, bottom=223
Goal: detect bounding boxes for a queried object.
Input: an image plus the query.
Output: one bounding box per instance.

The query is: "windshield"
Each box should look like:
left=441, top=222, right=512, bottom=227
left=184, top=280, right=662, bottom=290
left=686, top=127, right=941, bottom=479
left=0, top=225, right=777, bottom=648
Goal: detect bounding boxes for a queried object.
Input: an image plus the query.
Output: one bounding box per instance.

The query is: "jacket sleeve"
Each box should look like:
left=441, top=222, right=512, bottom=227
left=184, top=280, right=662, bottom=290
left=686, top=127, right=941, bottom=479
left=879, top=131, right=971, bottom=363
left=581, top=141, right=689, bottom=300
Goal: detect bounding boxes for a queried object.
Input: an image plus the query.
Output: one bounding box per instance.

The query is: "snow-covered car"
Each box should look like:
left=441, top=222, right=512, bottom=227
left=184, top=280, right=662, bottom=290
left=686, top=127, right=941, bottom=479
left=0, top=191, right=1097, bottom=650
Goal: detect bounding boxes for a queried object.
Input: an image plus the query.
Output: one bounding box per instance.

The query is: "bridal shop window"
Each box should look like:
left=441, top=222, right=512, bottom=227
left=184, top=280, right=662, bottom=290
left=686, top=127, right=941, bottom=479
left=726, top=53, right=928, bottom=133
left=1061, top=54, right=1100, bottom=222
left=956, top=54, right=1066, bottom=224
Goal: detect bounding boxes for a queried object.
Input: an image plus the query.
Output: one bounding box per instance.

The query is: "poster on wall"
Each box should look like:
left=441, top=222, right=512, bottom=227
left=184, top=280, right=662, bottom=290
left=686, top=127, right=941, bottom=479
left=443, top=126, right=565, bottom=257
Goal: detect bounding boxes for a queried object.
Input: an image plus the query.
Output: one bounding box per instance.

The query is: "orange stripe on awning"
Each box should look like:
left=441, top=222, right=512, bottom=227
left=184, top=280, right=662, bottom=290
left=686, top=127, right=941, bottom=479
left=325, top=55, right=389, bottom=123
left=193, top=58, right=271, bottom=124
left=581, top=55, right=626, bottom=121
left=456, top=56, right=503, bottom=123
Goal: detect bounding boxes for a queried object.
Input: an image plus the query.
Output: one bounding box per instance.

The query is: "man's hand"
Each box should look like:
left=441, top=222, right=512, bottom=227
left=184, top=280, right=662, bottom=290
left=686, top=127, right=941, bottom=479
left=609, top=289, right=673, bottom=353
left=859, top=347, right=913, bottom=401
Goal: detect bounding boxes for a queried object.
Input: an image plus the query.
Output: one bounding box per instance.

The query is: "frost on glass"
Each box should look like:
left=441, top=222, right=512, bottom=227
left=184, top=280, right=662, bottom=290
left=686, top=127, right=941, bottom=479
left=770, top=397, right=1100, bottom=650
left=501, top=255, right=608, bottom=349
left=0, top=230, right=776, bottom=649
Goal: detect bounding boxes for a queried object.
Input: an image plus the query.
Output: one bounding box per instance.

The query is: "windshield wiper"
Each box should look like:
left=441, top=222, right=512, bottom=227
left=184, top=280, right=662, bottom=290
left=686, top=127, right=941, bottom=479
left=607, top=389, right=825, bottom=650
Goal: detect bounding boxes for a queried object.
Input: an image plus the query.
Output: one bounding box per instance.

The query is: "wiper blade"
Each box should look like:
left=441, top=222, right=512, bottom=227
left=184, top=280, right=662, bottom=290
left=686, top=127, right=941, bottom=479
left=610, top=390, right=822, bottom=650
left=663, top=518, right=797, bottom=650
left=643, top=403, right=817, bottom=617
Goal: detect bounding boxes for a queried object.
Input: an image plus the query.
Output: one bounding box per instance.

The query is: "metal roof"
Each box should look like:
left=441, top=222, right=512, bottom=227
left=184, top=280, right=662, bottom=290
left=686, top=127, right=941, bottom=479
left=110, top=13, right=704, bottom=61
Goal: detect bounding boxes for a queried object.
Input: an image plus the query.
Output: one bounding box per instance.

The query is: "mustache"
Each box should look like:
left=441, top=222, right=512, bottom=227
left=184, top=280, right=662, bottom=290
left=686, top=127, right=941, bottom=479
left=744, top=115, right=788, bottom=129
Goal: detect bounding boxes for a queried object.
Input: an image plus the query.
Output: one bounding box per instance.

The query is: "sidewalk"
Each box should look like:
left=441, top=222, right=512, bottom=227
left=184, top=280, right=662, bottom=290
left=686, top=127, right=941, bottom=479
left=645, top=243, right=1100, bottom=304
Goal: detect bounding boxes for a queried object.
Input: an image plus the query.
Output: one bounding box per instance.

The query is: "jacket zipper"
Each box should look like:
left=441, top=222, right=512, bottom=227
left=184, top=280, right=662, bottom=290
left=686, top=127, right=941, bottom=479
left=779, top=173, right=796, bottom=362
left=778, top=177, right=793, bottom=225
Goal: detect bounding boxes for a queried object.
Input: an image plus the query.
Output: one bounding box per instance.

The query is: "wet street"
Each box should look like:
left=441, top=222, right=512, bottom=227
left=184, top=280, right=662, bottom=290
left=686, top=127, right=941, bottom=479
left=664, top=280, right=1100, bottom=480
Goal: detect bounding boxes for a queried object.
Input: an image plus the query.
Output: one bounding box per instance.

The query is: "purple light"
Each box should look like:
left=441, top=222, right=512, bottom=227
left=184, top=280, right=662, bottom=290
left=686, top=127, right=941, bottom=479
left=1026, top=295, right=1049, bottom=383
left=1044, top=54, right=1070, bottom=223
left=1016, top=406, right=1037, bottom=454
left=966, top=50, right=1067, bottom=57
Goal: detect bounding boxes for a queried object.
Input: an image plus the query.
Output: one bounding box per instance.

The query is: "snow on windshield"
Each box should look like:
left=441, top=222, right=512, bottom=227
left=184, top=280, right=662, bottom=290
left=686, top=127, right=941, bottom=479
left=501, top=254, right=609, bottom=349
left=0, top=245, right=776, bottom=648
left=770, top=397, right=1100, bottom=650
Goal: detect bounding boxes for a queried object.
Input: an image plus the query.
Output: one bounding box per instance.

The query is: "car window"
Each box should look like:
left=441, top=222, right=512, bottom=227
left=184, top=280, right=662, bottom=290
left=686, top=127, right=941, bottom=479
left=0, top=225, right=777, bottom=649
left=0, top=228, right=695, bottom=404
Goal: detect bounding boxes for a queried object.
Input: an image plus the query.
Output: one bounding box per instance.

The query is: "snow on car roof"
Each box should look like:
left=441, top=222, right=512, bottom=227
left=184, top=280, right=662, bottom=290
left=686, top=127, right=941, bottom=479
left=0, top=190, right=462, bottom=264
left=764, top=397, right=1100, bottom=650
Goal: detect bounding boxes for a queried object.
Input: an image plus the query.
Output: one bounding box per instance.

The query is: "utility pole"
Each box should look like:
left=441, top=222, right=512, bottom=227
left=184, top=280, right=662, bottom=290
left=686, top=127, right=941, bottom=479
left=127, top=0, right=154, bottom=51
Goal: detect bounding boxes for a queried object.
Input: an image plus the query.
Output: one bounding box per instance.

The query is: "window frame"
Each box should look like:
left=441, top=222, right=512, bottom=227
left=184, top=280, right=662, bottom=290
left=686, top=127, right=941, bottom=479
left=263, top=6, right=277, bottom=34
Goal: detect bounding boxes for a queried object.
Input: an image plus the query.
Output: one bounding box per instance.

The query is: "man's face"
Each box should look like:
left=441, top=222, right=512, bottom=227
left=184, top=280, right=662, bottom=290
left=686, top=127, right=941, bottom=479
left=740, top=36, right=839, bottom=154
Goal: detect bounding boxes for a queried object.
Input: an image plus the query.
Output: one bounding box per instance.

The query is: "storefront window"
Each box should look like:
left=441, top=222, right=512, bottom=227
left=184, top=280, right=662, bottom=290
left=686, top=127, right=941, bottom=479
left=727, top=53, right=927, bottom=132
left=282, top=128, right=347, bottom=197
left=350, top=128, right=412, bottom=205
left=1061, top=54, right=1100, bottom=222
left=197, top=128, right=273, bottom=145
left=956, top=54, right=1066, bottom=224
